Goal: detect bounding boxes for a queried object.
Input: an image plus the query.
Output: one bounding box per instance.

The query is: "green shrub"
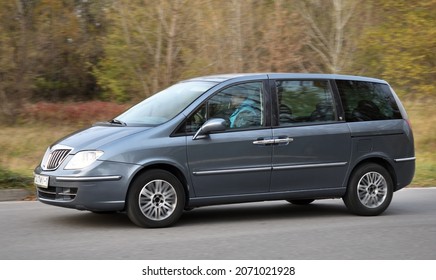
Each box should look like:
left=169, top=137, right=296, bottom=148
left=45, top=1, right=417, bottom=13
left=0, top=167, right=33, bottom=189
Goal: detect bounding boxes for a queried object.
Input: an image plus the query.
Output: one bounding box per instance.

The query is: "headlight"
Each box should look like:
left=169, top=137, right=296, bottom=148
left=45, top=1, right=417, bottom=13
left=64, top=151, right=104, bottom=170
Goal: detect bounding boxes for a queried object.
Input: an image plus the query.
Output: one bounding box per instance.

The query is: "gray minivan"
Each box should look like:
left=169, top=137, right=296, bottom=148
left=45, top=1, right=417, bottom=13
left=34, top=74, right=415, bottom=228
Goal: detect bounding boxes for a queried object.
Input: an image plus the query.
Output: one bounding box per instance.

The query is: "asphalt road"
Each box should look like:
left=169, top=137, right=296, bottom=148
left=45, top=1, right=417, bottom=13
left=0, top=188, right=435, bottom=260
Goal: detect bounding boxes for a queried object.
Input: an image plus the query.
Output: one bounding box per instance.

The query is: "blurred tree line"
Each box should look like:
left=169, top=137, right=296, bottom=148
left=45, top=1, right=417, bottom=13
left=0, top=0, right=434, bottom=122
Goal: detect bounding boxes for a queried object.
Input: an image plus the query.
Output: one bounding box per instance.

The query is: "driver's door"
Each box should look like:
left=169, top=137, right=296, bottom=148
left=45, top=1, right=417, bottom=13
left=185, top=81, right=273, bottom=197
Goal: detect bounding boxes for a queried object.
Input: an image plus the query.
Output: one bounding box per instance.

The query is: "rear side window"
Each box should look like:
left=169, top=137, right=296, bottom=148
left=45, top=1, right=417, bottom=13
left=276, top=80, right=337, bottom=126
left=336, top=80, right=402, bottom=122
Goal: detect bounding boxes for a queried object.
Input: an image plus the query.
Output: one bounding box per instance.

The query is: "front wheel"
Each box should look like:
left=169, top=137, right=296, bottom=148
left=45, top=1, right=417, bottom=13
left=343, top=163, right=393, bottom=216
left=127, top=170, right=185, bottom=228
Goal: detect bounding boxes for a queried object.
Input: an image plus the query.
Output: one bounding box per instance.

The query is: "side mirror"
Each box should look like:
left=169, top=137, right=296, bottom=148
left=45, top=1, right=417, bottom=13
left=192, top=118, right=226, bottom=140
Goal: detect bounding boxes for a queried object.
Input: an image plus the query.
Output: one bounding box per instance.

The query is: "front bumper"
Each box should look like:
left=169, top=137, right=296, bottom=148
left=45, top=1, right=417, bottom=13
left=34, top=160, right=139, bottom=211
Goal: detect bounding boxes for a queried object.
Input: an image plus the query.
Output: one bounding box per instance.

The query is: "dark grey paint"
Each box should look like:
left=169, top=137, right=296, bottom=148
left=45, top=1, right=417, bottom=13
left=34, top=73, right=415, bottom=212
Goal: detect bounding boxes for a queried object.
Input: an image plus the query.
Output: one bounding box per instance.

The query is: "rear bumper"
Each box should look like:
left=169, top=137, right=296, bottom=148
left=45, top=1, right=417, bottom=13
left=393, top=157, right=416, bottom=191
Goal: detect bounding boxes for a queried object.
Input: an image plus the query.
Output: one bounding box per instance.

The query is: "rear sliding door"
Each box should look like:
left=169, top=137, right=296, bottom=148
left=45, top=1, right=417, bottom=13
left=270, top=79, right=351, bottom=193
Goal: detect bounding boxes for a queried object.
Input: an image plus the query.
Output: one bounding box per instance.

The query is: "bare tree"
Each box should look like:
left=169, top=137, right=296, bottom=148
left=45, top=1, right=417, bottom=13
left=257, top=0, right=309, bottom=72
left=158, top=0, right=185, bottom=85
left=0, top=0, right=33, bottom=123
left=297, top=0, right=359, bottom=73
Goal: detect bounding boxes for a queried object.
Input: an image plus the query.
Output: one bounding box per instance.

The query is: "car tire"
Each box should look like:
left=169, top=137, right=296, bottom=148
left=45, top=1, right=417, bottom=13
left=286, top=199, right=315, bottom=205
left=343, top=163, right=393, bottom=216
left=127, top=169, right=185, bottom=228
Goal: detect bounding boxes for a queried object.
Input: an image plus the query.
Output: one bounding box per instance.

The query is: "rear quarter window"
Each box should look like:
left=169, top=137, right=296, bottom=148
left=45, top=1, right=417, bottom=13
left=336, top=80, right=402, bottom=122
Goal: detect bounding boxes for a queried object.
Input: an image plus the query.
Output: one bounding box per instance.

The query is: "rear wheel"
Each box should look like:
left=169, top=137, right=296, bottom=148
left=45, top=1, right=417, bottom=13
left=127, top=170, right=185, bottom=228
left=343, top=163, right=393, bottom=216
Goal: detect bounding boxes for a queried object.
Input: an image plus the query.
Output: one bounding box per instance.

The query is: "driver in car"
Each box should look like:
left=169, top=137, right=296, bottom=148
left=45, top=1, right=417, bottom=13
left=229, top=93, right=260, bottom=128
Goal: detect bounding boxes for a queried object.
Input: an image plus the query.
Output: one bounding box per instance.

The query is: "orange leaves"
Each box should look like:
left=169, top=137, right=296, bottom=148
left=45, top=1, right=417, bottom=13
left=20, top=101, right=130, bottom=125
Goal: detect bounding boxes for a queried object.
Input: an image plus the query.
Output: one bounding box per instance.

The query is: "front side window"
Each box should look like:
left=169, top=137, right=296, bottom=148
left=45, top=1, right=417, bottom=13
left=276, top=80, right=336, bottom=126
left=336, top=80, right=402, bottom=122
left=184, top=82, right=265, bottom=133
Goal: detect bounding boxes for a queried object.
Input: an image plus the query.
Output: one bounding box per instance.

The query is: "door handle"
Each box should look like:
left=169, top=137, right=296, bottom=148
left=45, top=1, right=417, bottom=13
left=253, top=138, right=275, bottom=145
left=253, top=137, right=293, bottom=145
left=274, top=137, right=294, bottom=144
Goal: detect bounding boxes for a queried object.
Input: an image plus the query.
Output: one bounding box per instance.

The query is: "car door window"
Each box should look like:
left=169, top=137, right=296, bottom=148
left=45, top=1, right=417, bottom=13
left=335, top=80, right=402, bottom=122
left=185, top=82, right=264, bottom=133
left=276, top=80, right=337, bottom=126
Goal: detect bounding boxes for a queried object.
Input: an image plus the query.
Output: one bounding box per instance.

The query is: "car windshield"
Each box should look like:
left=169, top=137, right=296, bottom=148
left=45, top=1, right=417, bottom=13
left=115, top=81, right=216, bottom=126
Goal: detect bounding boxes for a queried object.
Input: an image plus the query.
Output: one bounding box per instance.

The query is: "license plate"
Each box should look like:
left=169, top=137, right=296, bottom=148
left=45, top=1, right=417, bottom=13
left=34, top=174, right=49, bottom=188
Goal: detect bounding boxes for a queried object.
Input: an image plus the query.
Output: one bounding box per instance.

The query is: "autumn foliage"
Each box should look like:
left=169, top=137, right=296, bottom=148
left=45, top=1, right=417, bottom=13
left=19, top=102, right=130, bottom=125
left=0, top=0, right=434, bottom=123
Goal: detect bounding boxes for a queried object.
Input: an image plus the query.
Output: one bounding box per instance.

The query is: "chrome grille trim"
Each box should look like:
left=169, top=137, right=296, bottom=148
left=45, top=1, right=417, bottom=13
left=56, top=176, right=122, bottom=182
left=37, top=188, right=57, bottom=196
left=37, top=186, right=77, bottom=201
left=42, top=149, right=71, bottom=170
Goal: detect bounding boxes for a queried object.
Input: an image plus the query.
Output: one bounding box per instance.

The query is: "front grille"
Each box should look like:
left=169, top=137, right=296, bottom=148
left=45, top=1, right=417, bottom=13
left=37, top=186, right=77, bottom=201
left=43, top=149, right=71, bottom=170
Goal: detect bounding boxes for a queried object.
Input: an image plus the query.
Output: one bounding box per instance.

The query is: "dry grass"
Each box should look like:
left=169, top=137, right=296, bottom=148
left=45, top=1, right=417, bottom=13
left=1, top=101, right=129, bottom=177
left=404, top=101, right=436, bottom=186
left=0, top=125, right=81, bottom=176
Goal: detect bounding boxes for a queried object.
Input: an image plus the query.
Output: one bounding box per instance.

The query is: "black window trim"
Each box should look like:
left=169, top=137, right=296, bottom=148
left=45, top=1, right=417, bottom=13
left=334, top=79, right=403, bottom=122
left=270, top=78, right=343, bottom=128
left=172, top=79, right=271, bottom=137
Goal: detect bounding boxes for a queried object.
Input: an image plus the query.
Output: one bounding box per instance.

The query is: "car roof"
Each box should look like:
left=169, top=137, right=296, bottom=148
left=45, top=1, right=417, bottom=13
left=184, top=73, right=387, bottom=84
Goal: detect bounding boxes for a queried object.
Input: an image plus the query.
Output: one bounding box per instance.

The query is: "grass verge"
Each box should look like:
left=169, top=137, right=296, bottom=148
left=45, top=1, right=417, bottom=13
left=406, top=101, right=436, bottom=187
left=0, top=167, right=33, bottom=189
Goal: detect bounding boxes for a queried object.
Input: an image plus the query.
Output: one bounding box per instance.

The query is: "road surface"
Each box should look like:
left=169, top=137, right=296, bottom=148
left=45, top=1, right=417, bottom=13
left=0, top=188, right=435, bottom=259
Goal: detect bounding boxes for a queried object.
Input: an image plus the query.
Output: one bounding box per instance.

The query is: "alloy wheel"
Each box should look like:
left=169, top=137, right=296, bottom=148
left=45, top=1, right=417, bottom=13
left=138, top=179, right=177, bottom=221
left=357, top=171, right=388, bottom=209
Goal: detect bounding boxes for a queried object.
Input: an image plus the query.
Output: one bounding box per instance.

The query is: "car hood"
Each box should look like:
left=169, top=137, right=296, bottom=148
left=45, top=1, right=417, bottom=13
left=52, top=124, right=152, bottom=153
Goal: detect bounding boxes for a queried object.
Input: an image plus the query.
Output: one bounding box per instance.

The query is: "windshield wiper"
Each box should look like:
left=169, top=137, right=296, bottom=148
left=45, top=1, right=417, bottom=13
left=109, top=119, right=127, bottom=126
